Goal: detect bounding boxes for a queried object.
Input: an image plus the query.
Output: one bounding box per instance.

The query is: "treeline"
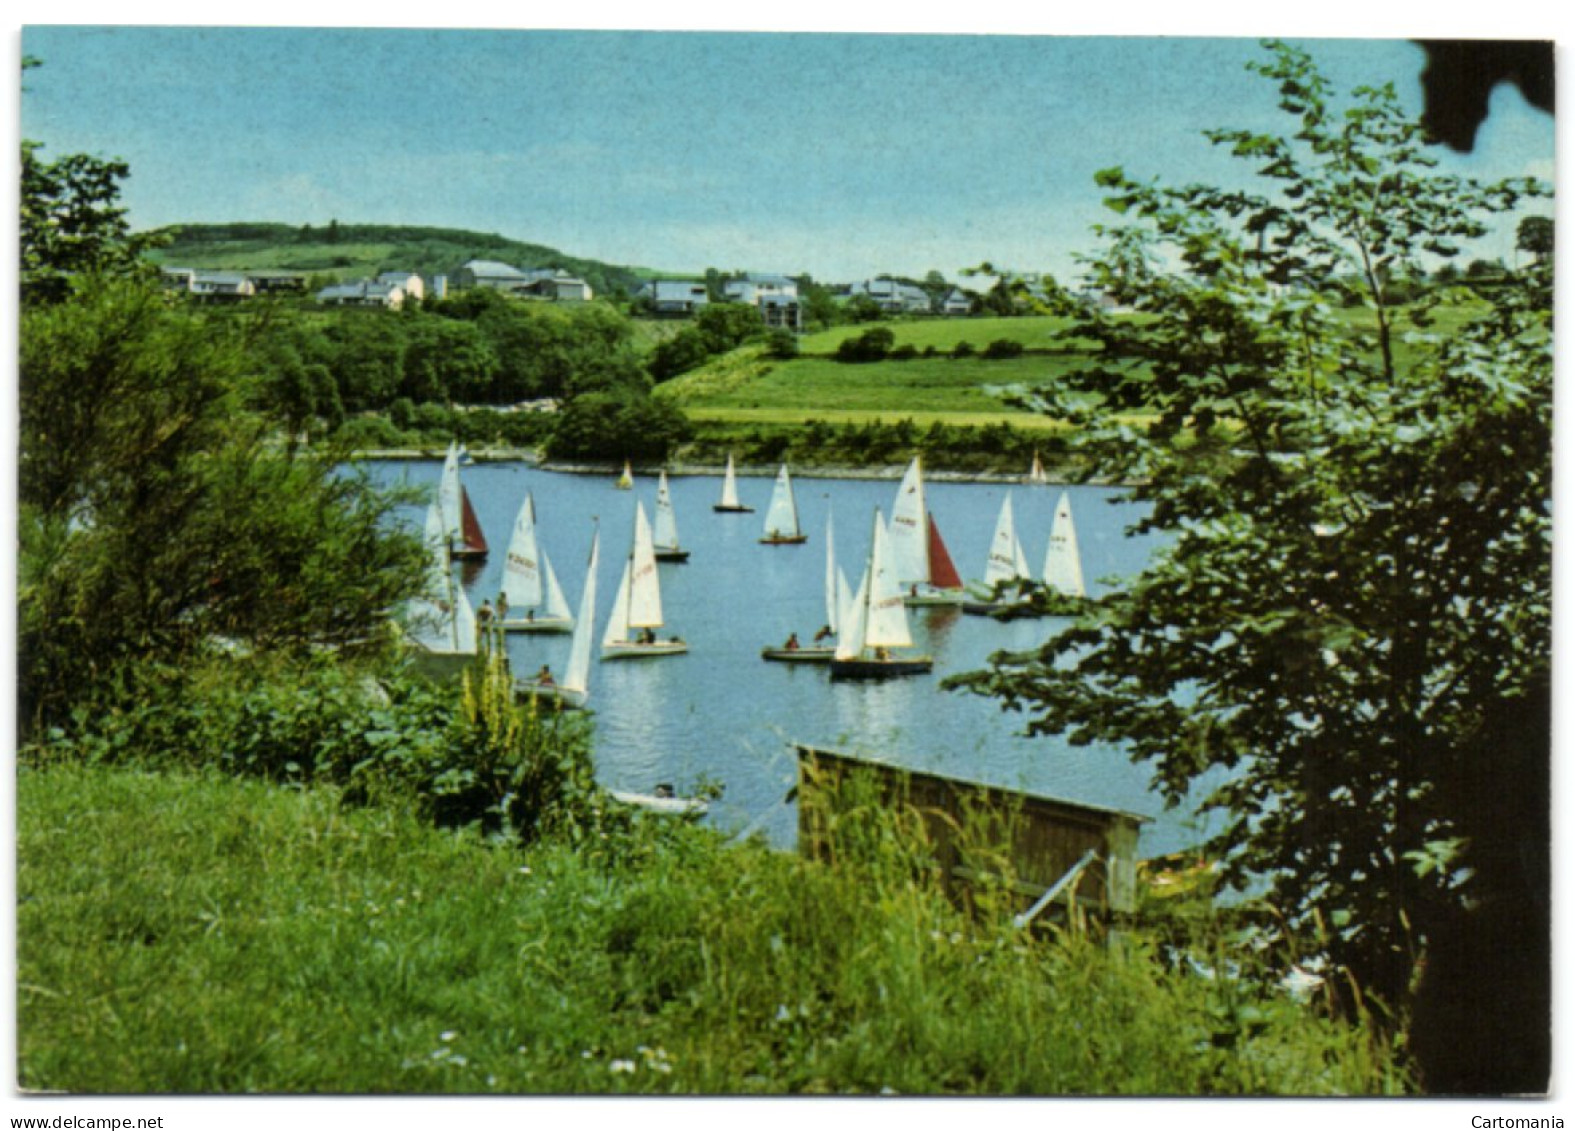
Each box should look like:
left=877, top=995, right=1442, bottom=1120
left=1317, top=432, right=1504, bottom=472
left=690, top=417, right=1063, bottom=475
left=230, top=286, right=690, bottom=460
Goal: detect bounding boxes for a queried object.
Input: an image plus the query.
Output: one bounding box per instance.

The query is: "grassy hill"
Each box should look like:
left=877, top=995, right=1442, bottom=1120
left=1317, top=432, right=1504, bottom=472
left=659, top=316, right=1087, bottom=428
left=144, top=221, right=662, bottom=299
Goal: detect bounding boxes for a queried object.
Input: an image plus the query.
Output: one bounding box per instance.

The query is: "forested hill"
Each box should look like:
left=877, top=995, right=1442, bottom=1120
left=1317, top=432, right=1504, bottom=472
left=144, top=221, right=661, bottom=298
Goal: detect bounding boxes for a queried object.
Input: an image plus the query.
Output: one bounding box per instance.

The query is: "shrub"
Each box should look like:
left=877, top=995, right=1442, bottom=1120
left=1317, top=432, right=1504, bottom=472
left=951, top=340, right=976, bottom=358
left=983, top=338, right=1025, bottom=359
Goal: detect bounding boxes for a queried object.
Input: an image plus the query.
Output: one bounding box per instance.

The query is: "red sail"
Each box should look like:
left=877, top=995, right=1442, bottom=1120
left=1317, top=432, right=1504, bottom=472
left=926, top=512, right=963, bottom=590
left=460, top=487, right=489, bottom=556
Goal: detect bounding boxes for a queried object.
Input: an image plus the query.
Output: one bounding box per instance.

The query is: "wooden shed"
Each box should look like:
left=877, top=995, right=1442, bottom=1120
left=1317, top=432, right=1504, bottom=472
left=795, top=745, right=1151, bottom=923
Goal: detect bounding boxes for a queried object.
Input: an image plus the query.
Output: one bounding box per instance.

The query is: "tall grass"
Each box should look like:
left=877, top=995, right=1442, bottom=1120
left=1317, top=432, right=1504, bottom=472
left=17, top=759, right=1410, bottom=1095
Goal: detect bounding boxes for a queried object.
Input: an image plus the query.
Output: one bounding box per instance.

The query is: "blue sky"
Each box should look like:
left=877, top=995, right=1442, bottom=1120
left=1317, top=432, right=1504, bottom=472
left=20, top=23, right=1556, bottom=284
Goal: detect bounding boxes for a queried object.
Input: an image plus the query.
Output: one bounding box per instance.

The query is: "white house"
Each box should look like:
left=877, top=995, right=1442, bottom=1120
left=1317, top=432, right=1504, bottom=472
left=641, top=279, right=711, bottom=316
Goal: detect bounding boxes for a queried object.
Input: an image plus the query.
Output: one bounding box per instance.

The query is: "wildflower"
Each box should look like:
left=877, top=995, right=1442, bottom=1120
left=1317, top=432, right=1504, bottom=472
left=610, top=1059, right=637, bottom=1074
left=440, top=1030, right=458, bottom=1042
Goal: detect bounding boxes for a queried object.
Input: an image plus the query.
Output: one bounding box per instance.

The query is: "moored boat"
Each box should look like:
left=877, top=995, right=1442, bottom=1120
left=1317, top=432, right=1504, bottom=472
left=518, top=527, right=600, bottom=709
left=760, top=464, right=808, bottom=545
left=601, top=500, right=688, bottom=659
left=498, top=492, right=574, bottom=633
left=830, top=507, right=933, bottom=681
left=713, top=453, right=754, bottom=513
left=652, top=470, right=690, bottom=562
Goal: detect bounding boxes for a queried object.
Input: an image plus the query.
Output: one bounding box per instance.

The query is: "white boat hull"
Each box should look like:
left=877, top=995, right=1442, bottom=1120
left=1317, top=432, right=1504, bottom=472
left=601, top=640, right=689, bottom=660
left=499, top=615, right=574, bottom=635
left=609, top=789, right=709, bottom=816
left=515, top=680, right=589, bottom=710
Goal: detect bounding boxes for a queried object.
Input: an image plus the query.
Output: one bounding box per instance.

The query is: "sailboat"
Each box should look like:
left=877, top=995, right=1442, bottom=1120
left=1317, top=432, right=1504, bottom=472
left=518, top=528, right=599, bottom=709
left=830, top=508, right=934, bottom=680
left=760, top=464, right=808, bottom=545
left=601, top=500, right=688, bottom=659
left=616, top=460, right=634, bottom=490
left=887, top=456, right=965, bottom=605
left=1028, top=450, right=1049, bottom=486
left=498, top=492, right=574, bottom=633
left=652, top=471, right=690, bottom=562
left=439, top=441, right=489, bottom=560
left=762, top=510, right=852, bottom=663
left=713, top=453, right=754, bottom=513
left=1042, top=489, right=1087, bottom=602
left=404, top=501, right=479, bottom=680
left=962, top=492, right=1035, bottom=616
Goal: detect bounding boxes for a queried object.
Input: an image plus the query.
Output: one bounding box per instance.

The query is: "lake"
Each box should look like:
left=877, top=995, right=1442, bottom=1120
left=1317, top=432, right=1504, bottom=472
left=368, top=459, right=1219, bottom=858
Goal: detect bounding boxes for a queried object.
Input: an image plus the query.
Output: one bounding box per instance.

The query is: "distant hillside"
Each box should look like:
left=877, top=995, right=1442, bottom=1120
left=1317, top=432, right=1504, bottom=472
left=143, top=221, right=662, bottom=299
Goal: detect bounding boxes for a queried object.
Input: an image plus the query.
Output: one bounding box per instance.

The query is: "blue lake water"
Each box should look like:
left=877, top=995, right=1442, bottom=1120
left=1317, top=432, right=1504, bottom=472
left=367, top=460, right=1219, bottom=858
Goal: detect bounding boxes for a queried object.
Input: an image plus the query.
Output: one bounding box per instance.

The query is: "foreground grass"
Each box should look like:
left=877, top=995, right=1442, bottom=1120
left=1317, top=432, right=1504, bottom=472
left=17, top=763, right=1407, bottom=1095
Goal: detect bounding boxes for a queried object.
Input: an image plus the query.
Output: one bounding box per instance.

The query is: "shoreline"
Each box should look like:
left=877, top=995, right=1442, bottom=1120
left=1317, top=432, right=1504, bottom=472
left=346, top=447, right=1120, bottom=487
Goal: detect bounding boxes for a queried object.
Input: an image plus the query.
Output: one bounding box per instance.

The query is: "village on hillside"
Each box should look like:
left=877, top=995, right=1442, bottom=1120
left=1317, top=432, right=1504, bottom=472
left=156, top=256, right=1069, bottom=328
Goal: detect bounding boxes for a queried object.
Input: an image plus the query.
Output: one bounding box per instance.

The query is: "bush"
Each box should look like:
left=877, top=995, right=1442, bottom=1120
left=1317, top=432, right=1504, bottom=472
left=983, top=339, right=1025, bottom=359
left=951, top=340, right=977, bottom=359
left=836, top=326, right=896, bottom=363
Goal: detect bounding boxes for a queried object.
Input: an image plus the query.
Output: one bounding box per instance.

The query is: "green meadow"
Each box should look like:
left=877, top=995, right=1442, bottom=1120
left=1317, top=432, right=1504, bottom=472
left=17, top=761, right=1407, bottom=1095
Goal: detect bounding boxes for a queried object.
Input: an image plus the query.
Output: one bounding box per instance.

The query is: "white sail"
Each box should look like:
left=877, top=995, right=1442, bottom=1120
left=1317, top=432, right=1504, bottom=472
left=763, top=465, right=800, bottom=540
left=562, top=532, right=599, bottom=695
left=1029, top=450, right=1048, bottom=485
left=438, top=442, right=463, bottom=545
left=1043, top=490, right=1087, bottom=598
left=837, top=508, right=913, bottom=659
left=602, top=560, right=632, bottom=649
left=834, top=567, right=870, bottom=662
left=720, top=454, right=742, bottom=508
left=452, top=582, right=478, bottom=653
left=985, top=493, right=1031, bottom=587
left=654, top=471, right=681, bottom=552
left=865, top=511, right=913, bottom=648
left=408, top=502, right=461, bottom=651
left=888, top=456, right=928, bottom=585
left=502, top=493, right=544, bottom=610
left=628, top=500, right=664, bottom=629
left=540, top=549, right=572, bottom=622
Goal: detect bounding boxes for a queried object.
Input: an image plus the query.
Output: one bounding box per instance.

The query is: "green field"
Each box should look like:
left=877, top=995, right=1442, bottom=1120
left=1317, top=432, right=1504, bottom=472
left=798, top=315, right=1077, bottom=355
left=17, top=762, right=1406, bottom=1094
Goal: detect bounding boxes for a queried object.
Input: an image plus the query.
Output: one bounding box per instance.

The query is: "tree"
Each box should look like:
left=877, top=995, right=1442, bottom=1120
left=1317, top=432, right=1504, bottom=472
left=21, top=141, right=160, bottom=304
left=20, top=279, right=427, bottom=734
left=950, top=42, right=1550, bottom=1092
left=1515, top=214, right=1553, bottom=264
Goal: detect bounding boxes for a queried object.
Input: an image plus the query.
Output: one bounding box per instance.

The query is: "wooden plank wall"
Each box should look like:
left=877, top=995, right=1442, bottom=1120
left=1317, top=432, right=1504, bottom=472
left=795, top=745, right=1147, bottom=917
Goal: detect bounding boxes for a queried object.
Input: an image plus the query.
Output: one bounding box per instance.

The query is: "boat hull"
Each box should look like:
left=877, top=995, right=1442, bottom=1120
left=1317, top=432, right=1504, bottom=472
left=713, top=504, right=755, bottom=513
left=499, top=616, right=574, bottom=634
left=761, top=646, right=835, bottom=663
left=829, top=655, right=935, bottom=680
left=654, top=548, right=691, bottom=563
left=515, top=681, right=588, bottom=710
left=760, top=534, right=809, bottom=545
left=449, top=545, right=488, bottom=561
left=609, top=789, right=708, bottom=816
left=601, top=640, right=689, bottom=660
left=904, top=588, right=966, bottom=607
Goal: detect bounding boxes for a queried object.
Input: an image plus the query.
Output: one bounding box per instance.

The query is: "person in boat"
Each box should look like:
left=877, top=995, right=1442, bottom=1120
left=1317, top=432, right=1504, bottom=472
left=535, top=664, right=554, bottom=686
left=875, top=646, right=890, bottom=661
left=784, top=632, right=800, bottom=651
left=654, top=783, right=676, bottom=799
left=496, top=592, right=509, bottom=622
left=813, top=624, right=833, bottom=643
left=477, top=599, right=494, bottom=626
left=639, top=627, right=656, bottom=645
